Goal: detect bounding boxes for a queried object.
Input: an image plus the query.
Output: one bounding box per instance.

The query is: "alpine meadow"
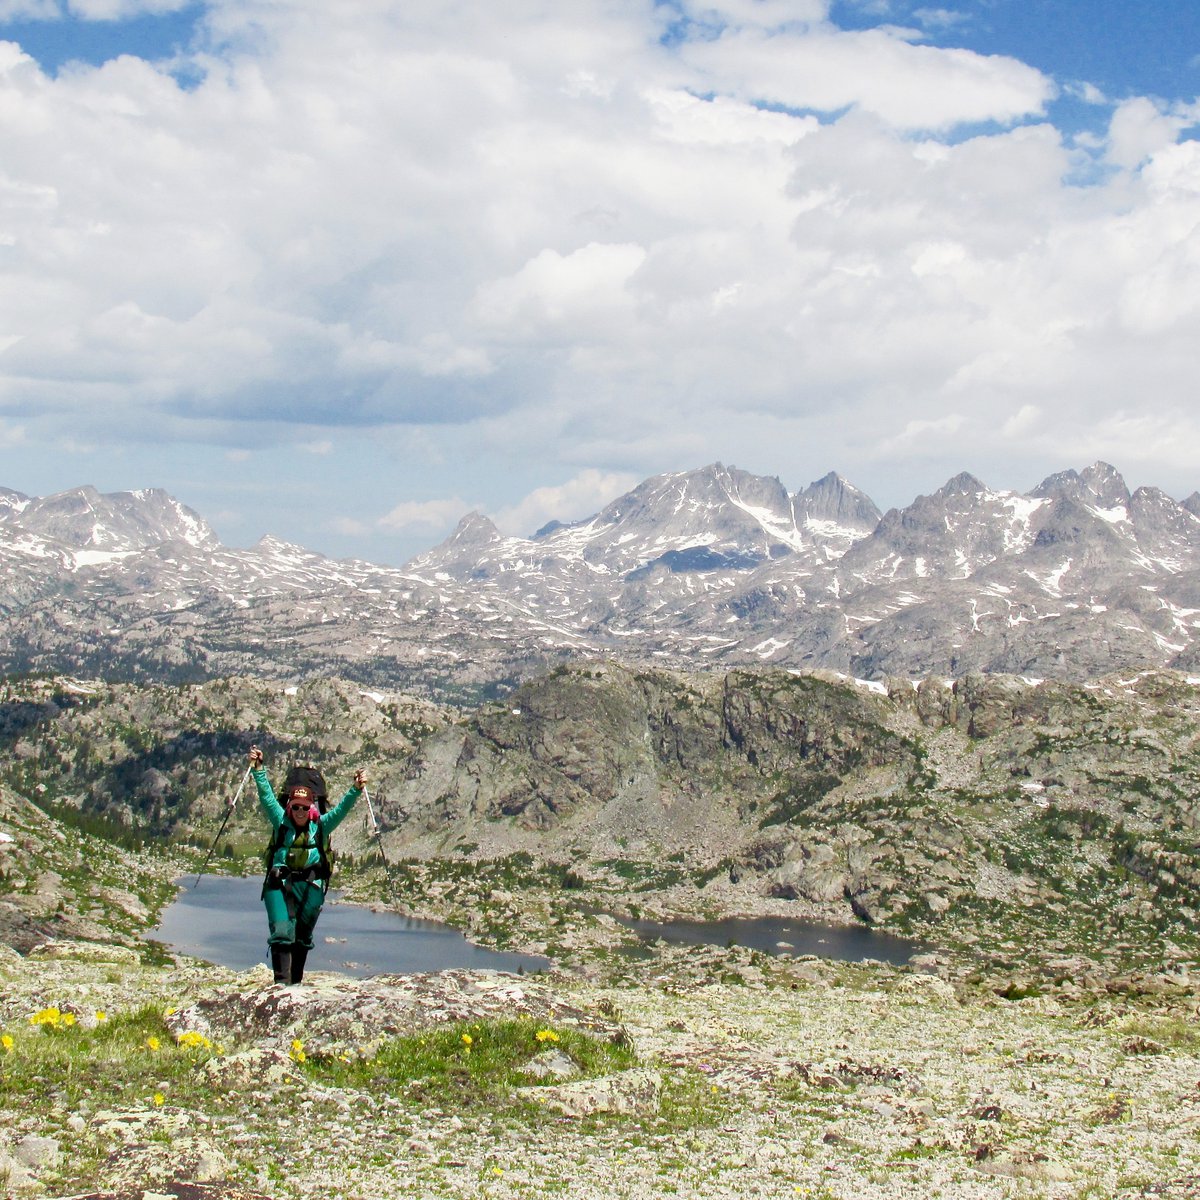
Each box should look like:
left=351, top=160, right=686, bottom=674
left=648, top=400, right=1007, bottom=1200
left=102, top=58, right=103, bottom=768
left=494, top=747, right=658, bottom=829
left=3, top=0, right=1200, bottom=1196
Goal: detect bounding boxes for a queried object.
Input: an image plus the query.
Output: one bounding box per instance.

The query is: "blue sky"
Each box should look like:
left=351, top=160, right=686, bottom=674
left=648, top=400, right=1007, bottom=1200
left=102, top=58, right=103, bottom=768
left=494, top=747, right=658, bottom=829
left=0, top=0, right=1198, bottom=564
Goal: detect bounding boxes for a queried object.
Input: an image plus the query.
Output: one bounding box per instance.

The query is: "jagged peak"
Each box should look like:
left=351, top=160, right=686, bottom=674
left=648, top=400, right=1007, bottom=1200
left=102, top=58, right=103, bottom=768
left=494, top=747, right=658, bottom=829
left=1182, top=492, right=1200, bottom=518
left=938, top=471, right=988, bottom=497
left=1033, top=462, right=1130, bottom=508
left=794, top=471, right=880, bottom=530
left=439, top=511, right=504, bottom=547
left=254, top=534, right=317, bottom=556
left=0, top=486, right=31, bottom=516
left=1079, top=461, right=1130, bottom=506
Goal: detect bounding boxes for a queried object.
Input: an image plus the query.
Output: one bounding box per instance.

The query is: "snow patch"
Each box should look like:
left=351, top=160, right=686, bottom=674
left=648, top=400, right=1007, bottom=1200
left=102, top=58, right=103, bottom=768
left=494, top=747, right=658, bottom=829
left=72, top=548, right=139, bottom=569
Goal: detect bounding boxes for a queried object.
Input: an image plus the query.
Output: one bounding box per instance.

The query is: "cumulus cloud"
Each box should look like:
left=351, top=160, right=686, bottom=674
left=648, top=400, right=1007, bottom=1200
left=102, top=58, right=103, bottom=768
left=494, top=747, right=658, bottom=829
left=0, top=0, right=1198, bottom=537
left=680, top=25, right=1053, bottom=129
left=912, top=8, right=968, bottom=32
left=0, top=1, right=61, bottom=18
left=66, top=0, right=192, bottom=17
left=377, top=497, right=473, bottom=535
left=492, top=469, right=640, bottom=537
left=1107, top=96, right=1200, bottom=169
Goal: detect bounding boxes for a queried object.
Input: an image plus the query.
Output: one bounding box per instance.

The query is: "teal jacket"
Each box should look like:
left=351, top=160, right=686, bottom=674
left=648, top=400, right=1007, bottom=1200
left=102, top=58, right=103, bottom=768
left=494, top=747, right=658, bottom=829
left=253, top=767, right=362, bottom=885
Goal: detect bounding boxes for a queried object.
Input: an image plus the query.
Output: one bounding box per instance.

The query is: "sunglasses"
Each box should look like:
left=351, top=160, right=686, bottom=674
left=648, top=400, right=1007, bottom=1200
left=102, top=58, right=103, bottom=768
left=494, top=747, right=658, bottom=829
left=288, top=803, right=312, bottom=813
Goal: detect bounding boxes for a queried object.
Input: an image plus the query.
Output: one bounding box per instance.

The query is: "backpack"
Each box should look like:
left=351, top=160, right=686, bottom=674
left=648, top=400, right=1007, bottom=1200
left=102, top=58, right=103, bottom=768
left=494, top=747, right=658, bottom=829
left=282, top=764, right=329, bottom=814
left=262, top=764, right=335, bottom=880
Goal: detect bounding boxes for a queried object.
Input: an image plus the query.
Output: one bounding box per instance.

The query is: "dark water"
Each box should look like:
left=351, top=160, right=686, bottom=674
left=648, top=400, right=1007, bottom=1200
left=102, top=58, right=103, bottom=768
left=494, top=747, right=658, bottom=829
left=614, top=913, right=927, bottom=965
left=147, top=875, right=549, bottom=977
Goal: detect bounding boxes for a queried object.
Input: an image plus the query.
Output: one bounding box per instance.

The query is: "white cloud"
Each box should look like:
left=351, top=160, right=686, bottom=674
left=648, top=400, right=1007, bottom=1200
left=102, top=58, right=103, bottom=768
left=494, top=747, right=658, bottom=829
left=681, top=25, right=1053, bottom=130
left=1107, top=96, right=1200, bottom=169
left=492, top=469, right=640, bottom=536
left=0, top=1, right=61, bottom=18
left=0, top=418, right=26, bottom=447
left=66, top=0, right=195, bottom=18
left=912, top=8, right=968, bottom=32
left=0, top=0, right=1197, bottom=542
left=377, top=497, right=472, bottom=534
left=679, top=0, right=829, bottom=29
left=326, top=515, right=367, bottom=536
left=474, top=243, right=648, bottom=336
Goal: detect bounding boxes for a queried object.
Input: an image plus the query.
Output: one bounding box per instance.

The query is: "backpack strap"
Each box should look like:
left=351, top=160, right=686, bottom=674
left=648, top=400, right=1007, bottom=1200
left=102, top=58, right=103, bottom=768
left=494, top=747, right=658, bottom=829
left=270, top=819, right=332, bottom=883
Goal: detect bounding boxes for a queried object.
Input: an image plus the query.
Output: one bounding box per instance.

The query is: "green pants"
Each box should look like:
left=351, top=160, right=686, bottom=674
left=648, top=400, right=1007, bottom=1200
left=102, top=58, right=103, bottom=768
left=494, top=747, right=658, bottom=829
left=263, top=877, right=326, bottom=949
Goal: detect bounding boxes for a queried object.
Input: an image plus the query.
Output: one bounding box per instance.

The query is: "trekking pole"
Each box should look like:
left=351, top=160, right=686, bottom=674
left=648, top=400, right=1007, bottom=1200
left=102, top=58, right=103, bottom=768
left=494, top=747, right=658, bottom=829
left=361, top=783, right=399, bottom=901
left=193, top=765, right=252, bottom=888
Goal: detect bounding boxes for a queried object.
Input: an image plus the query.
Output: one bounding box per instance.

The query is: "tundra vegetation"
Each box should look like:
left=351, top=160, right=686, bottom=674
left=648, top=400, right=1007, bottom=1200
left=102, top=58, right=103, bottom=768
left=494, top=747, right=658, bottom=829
left=1, top=662, right=1198, bottom=1198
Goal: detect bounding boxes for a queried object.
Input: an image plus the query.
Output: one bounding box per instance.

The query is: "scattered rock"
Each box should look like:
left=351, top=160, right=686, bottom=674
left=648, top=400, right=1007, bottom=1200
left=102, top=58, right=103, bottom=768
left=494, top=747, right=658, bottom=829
left=522, top=1048, right=581, bottom=1081
left=974, top=1151, right=1075, bottom=1182
left=27, top=939, right=140, bottom=964
left=13, top=1133, right=61, bottom=1169
left=518, top=1068, right=662, bottom=1116
left=200, top=1047, right=301, bottom=1090
left=167, top=969, right=620, bottom=1053
left=1122, top=1035, right=1167, bottom=1056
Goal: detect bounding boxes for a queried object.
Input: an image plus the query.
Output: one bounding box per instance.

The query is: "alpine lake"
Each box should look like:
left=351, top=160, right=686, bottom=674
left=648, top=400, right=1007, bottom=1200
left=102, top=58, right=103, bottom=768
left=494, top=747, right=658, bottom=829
left=149, top=875, right=928, bottom=976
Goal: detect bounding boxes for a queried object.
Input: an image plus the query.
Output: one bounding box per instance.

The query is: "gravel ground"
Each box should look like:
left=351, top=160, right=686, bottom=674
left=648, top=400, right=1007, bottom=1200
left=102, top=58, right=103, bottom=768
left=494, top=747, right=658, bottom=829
left=2, top=940, right=1199, bottom=1200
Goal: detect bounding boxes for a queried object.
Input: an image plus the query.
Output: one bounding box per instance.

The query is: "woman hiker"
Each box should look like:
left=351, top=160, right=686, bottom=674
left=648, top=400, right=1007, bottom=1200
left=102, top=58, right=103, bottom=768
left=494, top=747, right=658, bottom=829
left=247, top=744, right=367, bottom=985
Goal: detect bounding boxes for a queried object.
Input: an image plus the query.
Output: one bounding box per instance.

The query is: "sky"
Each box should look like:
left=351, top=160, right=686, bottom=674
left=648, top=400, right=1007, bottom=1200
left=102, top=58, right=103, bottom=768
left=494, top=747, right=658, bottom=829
left=0, top=0, right=1198, bottom=565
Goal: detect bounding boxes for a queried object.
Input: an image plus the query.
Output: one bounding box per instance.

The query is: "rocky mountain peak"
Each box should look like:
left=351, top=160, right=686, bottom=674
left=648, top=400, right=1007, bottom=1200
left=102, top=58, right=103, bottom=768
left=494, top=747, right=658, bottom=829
left=449, top=511, right=504, bottom=545
left=403, top=511, right=510, bottom=579
left=793, top=472, right=881, bottom=531
left=0, top=487, right=30, bottom=519
left=1079, top=461, right=1130, bottom=507
left=589, top=464, right=796, bottom=558
left=1033, top=462, right=1130, bottom=509
left=0, top=484, right=216, bottom=552
left=3, top=461, right=1200, bottom=693
left=938, top=471, right=987, bottom=497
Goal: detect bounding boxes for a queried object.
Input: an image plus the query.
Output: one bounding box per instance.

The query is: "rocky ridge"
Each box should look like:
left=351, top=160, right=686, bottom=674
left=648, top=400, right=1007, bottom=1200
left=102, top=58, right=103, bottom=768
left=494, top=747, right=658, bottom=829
left=4, top=662, right=1200, bottom=992
left=3, top=462, right=1200, bottom=697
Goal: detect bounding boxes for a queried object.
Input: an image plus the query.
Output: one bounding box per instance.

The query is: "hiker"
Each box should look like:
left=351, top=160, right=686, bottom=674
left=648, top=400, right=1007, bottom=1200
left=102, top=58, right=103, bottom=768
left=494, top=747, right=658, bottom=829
left=246, top=744, right=367, bottom=985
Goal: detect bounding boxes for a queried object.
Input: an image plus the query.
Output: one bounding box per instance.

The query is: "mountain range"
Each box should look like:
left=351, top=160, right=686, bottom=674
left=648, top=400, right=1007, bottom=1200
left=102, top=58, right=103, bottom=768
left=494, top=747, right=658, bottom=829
left=2, top=462, right=1200, bottom=698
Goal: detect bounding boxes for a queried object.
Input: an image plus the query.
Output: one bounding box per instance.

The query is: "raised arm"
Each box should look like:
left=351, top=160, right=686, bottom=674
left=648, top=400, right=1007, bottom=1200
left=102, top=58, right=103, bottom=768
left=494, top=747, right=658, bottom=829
left=321, top=767, right=367, bottom=834
left=249, top=744, right=285, bottom=829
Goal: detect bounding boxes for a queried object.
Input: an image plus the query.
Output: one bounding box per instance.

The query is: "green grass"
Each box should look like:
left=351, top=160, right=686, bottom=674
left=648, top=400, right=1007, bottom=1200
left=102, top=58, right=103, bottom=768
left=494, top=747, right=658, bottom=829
left=0, top=1002, right=216, bottom=1111
left=1113, top=1014, right=1200, bottom=1051
left=296, top=1018, right=637, bottom=1111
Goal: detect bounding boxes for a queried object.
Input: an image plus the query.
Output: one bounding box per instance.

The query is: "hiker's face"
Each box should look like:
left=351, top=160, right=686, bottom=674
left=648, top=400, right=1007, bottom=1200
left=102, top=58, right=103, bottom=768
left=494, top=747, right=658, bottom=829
left=288, top=800, right=313, bottom=827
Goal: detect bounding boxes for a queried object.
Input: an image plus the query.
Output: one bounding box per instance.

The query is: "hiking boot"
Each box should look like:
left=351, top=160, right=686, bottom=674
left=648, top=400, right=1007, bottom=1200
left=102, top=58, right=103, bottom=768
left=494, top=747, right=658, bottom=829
left=270, top=946, right=292, bottom=985
left=291, top=945, right=310, bottom=985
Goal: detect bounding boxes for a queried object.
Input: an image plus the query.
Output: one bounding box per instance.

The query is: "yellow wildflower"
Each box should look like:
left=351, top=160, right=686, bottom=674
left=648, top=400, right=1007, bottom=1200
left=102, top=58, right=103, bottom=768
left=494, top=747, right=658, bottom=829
left=290, top=1039, right=307, bottom=1064
left=461, top=1033, right=473, bottom=1045
left=535, top=1029, right=559, bottom=1043
left=145, top=1036, right=161, bottom=1052
left=164, top=1007, right=177, bottom=1017
left=153, top=1093, right=165, bottom=1107
left=177, top=1031, right=212, bottom=1050
left=61, top=1012, right=76, bottom=1027
left=94, top=1011, right=107, bottom=1023
left=1, top=1034, right=13, bottom=1052
left=30, top=1007, right=62, bottom=1027
left=491, top=1167, right=504, bottom=1176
